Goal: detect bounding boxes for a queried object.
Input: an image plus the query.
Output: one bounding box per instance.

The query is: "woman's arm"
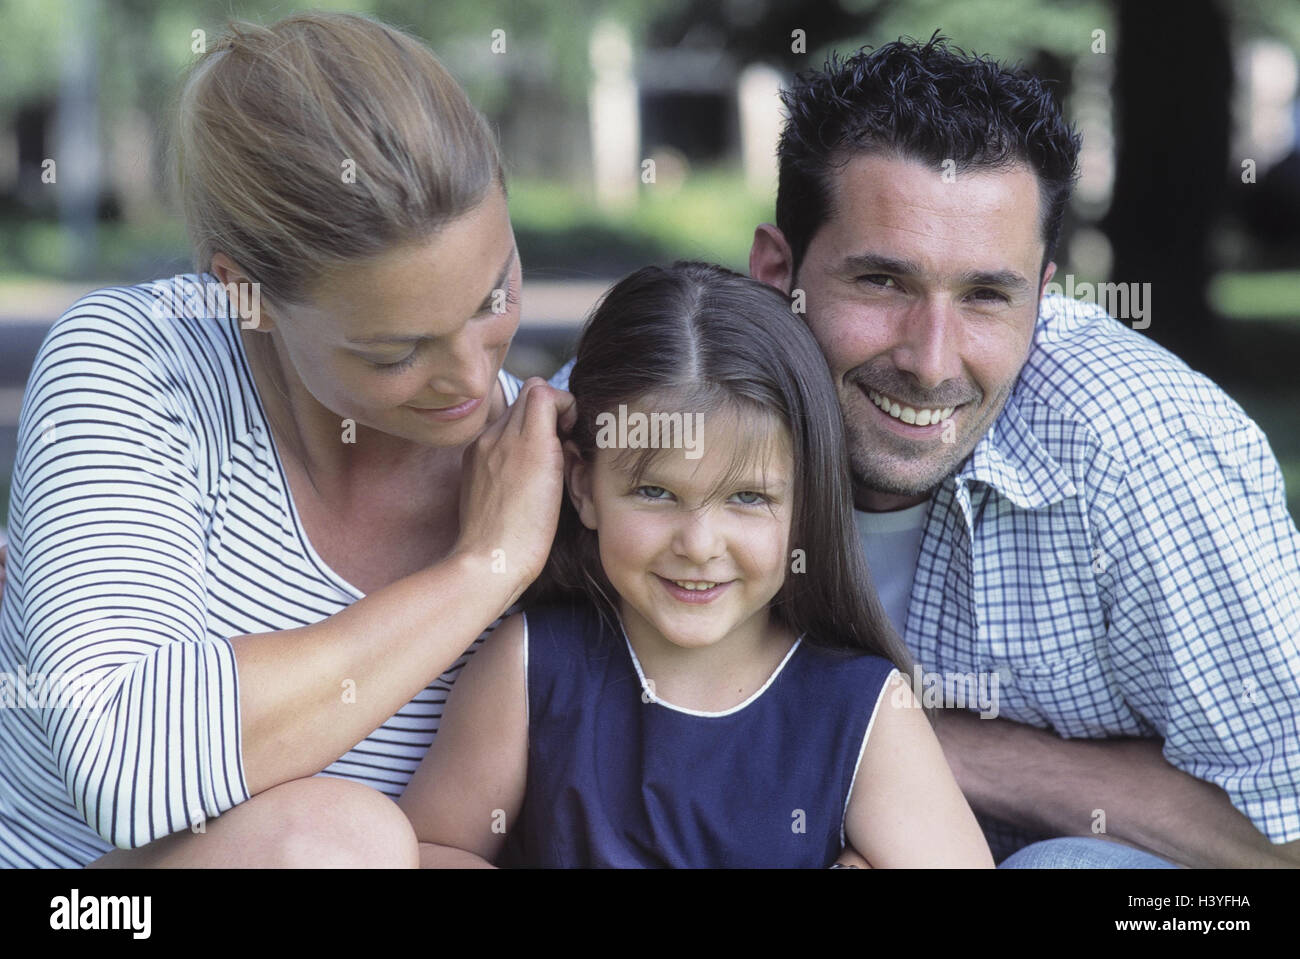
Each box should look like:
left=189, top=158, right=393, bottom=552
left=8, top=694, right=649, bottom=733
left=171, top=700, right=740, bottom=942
left=844, top=672, right=995, bottom=868
left=232, top=379, right=570, bottom=797
left=397, top=612, right=529, bottom=867
left=13, top=294, right=567, bottom=850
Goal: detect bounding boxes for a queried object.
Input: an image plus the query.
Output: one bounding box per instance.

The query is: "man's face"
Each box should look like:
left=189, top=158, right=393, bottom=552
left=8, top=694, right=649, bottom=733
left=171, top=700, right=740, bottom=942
left=757, top=153, right=1053, bottom=511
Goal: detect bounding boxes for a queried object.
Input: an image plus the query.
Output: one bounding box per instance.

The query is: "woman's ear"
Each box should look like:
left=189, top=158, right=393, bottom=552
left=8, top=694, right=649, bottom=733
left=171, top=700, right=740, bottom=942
left=564, top=441, right=598, bottom=531
left=211, top=251, right=276, bottom=332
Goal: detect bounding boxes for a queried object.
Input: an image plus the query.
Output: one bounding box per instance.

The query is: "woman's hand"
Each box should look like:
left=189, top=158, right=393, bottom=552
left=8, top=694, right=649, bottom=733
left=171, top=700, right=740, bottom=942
left=453, top=377, right=576, bottom=606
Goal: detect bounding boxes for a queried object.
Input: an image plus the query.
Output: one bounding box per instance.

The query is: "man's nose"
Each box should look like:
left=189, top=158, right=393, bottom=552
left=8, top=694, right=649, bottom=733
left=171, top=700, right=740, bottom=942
left=892, top=296, right=960, bottom=391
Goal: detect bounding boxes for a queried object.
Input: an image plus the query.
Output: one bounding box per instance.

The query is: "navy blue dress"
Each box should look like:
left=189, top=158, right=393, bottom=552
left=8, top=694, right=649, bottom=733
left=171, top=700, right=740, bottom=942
left=500, top=602, right=898, bottom=868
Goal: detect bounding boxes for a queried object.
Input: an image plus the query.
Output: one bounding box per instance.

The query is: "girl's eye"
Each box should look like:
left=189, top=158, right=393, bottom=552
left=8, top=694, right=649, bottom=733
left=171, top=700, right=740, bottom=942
left=634, top=485, right=672, bottom=501
left=731, top=491, right=767, bottom=506
left=371, top=351, right=418, bottom=372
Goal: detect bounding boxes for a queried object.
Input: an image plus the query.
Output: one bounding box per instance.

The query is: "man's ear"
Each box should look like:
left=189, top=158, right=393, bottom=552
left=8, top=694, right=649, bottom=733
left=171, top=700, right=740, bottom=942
left=564, top=441, right=598, bottom=531
left=1038, top=260, right=1058, bottom=298
left=749, top=223, right=796, bottom=295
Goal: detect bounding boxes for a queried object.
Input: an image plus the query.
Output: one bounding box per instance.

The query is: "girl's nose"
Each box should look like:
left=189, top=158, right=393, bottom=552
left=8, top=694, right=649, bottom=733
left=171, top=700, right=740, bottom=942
left=671, top=508, right=726, bottom=565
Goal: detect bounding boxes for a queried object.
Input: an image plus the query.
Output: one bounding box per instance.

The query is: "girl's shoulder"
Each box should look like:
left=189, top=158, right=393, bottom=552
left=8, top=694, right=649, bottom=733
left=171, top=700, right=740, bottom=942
left=790, top=643, right=901, bottom=703
left=520, top=600, right=616, bottom=649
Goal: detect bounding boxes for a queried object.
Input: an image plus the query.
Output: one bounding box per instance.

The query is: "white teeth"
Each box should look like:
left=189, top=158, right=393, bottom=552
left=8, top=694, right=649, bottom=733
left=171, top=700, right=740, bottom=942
left=672, top=580, right=717, bottom=590
left=868, top=389, right=957, bottom=427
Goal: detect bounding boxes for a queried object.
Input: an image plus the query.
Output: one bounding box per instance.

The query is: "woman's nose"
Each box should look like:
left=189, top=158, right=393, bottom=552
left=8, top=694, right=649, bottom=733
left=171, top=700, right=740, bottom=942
left=426, top=328, right=498, bottom=400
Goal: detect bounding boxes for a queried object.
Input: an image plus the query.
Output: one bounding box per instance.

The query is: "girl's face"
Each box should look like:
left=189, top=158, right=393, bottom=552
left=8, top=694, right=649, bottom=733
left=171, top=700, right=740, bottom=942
left=251, top=183, right=520, bottom=449
left=568, top=403, right=795, bottom=654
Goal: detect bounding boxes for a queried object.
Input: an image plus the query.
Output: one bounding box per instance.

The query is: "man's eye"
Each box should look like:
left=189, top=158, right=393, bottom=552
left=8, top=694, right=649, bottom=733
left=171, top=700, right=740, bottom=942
left=859, top=275, right=896, bottom=289
left=970, top=288, right=1009, bottom=303
left=634, top=485, right=672, bottom=501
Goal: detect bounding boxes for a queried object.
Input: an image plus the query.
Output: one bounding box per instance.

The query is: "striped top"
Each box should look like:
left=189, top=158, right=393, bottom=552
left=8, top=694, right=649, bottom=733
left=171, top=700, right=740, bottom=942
left=0, top=274, right=526, bottom=867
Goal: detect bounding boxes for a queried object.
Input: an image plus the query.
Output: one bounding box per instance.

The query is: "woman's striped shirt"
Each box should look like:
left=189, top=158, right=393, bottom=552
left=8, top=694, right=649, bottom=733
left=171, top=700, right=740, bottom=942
left=0, top=274, right=524, bottom=867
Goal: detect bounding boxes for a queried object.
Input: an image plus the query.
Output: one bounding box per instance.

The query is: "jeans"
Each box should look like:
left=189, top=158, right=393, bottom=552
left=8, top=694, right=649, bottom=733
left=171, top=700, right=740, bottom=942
left=998, top=837, right=1181, bottom=869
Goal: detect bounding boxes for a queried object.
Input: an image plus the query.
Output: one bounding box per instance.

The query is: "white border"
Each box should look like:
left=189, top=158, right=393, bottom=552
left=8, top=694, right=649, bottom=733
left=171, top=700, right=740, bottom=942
left=840, top=667, right=902, bottom=848
left=618, top=618, right=804, bottom=718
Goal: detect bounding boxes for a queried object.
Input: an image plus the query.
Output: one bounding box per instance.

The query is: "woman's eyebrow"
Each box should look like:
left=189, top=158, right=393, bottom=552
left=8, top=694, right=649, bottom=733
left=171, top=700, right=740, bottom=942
left=346, top=248, right=517, bottom=345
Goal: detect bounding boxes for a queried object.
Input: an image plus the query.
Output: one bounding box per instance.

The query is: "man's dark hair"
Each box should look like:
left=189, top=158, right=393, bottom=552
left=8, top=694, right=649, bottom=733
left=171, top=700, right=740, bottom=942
left=776, top=34, right=1082, bottom=278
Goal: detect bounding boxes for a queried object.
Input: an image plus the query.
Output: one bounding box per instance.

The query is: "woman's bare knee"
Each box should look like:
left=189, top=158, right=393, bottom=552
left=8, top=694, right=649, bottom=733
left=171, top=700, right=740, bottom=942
left=273, top=777, right=418, bottom=867
left=87, top=776, right=418, bottom=868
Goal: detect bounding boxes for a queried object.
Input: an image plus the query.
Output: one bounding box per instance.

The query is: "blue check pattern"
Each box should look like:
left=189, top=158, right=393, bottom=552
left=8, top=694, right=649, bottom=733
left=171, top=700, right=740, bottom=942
left=902, top=293, right=1300, bottom=851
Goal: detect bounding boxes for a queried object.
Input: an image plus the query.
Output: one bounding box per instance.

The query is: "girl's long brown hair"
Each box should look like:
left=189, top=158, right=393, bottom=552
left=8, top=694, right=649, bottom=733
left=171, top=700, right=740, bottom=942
left=526, top=261, right=916, bottom=677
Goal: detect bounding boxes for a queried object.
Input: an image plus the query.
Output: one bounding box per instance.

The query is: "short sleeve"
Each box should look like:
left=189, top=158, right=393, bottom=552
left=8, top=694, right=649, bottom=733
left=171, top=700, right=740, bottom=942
left=548, top=358, right=574, bottom=392
left=1103, top=420, right=1300, bottom=843
left=10, top=288, right=249, bottom=848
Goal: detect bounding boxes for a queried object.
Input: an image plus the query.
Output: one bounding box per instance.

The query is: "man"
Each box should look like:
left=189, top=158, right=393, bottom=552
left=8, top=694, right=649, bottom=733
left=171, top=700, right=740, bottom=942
left=749, top=36, right=1300, bottom=868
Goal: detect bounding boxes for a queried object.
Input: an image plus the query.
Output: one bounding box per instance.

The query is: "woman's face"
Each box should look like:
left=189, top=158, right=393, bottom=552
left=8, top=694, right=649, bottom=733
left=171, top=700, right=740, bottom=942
left=264, top=183, right=520, bottom=449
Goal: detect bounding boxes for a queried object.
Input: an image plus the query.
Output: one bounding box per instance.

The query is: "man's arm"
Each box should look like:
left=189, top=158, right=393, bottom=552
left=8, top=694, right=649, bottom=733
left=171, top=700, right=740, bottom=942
left=936, top=709, right=1300, bottom=868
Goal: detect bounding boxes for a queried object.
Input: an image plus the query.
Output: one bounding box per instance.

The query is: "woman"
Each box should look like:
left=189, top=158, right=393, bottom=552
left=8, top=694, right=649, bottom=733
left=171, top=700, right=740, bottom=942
left=0, top=12, right=571, bottom=867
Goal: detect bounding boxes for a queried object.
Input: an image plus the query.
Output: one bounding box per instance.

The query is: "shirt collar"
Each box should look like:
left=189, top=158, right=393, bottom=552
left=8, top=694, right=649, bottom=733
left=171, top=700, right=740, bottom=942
left=957, top=384, right=1077, bottom=510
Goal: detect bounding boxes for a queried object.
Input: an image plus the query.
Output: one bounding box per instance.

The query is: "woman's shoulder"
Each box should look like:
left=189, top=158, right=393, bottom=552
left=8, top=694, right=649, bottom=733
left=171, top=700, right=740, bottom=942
left=24, top=274, right=266, bottom=471
left=42, top=273, right=242, bottom=383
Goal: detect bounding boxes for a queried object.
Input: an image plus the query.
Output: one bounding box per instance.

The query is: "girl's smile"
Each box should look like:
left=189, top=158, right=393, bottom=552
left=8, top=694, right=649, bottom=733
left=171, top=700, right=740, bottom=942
left=568, top=402, right=795, bottom=668
left=654, top=575, right=733, bottom=604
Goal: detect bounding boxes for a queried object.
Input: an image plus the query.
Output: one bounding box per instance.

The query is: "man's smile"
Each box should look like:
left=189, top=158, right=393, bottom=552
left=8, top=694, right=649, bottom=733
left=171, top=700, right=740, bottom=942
left=864, top=387, right=959, bottom=427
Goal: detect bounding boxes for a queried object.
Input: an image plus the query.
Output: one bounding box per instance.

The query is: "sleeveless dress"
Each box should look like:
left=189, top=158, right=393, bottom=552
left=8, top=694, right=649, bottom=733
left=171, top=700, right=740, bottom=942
left=501, top=602, right=898, bottom=868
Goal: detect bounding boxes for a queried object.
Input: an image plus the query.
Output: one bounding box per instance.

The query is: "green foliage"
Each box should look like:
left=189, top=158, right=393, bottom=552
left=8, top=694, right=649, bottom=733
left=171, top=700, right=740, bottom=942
left=509, top=168, right=772, bottom=275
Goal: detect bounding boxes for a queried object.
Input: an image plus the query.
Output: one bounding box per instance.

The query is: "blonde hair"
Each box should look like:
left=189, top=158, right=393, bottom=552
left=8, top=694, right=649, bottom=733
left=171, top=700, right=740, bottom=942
left=172, top=11, right=500, bottom=309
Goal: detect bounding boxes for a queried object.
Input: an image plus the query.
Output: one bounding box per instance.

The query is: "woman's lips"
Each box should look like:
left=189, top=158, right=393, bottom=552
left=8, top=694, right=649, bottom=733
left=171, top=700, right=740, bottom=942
left=407, top=396, right=482, bottom=421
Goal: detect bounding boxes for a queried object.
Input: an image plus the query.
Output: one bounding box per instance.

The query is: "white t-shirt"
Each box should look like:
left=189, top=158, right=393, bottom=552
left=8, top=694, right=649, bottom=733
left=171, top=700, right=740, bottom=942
left=0, top=275, right=529, bottom=867
left=854, top=501, right=931, bottom=637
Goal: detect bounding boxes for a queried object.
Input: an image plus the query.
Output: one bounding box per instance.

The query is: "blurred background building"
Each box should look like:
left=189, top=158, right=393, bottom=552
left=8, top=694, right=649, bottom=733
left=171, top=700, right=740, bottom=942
left=1, top=0, right=1298, bottom=531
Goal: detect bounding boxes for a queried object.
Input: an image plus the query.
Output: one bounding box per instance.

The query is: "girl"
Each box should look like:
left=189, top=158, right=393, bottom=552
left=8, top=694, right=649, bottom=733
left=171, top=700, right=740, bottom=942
left=398, top=262, right=993, bottom=868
